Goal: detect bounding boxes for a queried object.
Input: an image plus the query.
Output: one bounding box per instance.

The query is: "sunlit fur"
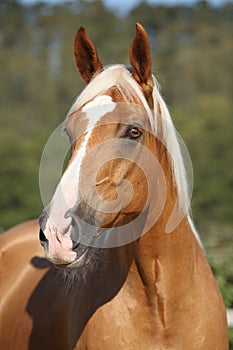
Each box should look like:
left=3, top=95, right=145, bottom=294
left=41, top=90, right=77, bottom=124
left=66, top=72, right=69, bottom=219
left=66, top=65, right=189, bottom=216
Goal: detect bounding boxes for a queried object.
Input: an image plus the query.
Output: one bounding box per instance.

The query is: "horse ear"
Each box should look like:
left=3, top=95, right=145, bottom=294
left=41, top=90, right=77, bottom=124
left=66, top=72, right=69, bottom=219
left=129, top=23, right=154, bottom=97
left=74, top=26, right=103, bottom=84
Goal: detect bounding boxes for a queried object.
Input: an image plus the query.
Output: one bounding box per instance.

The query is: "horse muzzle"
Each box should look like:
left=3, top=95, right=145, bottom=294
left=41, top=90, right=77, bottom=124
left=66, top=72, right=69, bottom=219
left=38, top=213, right=82, bottom=267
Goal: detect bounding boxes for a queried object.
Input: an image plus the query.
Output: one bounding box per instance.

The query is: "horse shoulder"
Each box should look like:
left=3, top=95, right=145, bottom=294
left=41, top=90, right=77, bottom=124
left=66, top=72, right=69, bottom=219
left=0, top=220, right=52, bottom=349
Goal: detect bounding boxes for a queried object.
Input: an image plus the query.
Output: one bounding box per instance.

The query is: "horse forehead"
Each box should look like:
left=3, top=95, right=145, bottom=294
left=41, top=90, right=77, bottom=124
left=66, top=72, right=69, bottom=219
left=82, top=95, right=117, bottom=129
left=105, top=86, right=126, bottom=103
left=81, top=87, right=126, bottom=125
left=66, top=85, right=148, bottom=143
left=66, top=95, right=117, bottom=134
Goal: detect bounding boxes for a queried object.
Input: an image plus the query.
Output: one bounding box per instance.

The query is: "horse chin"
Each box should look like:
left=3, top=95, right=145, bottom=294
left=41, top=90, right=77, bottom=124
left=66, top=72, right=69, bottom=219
left=55, top=246, right=91, bottom=270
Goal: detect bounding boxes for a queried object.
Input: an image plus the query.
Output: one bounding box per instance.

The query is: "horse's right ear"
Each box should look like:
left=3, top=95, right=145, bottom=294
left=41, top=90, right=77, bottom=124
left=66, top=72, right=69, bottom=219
left=74, top=27, right=103, bottom=84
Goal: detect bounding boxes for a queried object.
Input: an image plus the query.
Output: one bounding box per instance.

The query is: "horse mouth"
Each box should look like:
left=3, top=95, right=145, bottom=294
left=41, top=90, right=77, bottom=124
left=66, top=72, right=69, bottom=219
left=55, top=246, right=90, bottom=270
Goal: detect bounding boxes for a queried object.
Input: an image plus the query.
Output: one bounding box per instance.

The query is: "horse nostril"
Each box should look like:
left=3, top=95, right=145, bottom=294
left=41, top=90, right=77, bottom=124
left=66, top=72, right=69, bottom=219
left=39, top=229, right=48, bottom=248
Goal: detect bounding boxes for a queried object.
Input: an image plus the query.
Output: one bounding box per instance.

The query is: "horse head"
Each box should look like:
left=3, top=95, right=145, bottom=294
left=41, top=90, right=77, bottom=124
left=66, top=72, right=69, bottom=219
left=39, top=24, right=189, bottom=269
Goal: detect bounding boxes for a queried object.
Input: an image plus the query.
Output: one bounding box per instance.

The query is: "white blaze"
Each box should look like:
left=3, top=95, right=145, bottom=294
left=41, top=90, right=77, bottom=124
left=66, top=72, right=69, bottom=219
left=44, top=95, right=116, bottom=238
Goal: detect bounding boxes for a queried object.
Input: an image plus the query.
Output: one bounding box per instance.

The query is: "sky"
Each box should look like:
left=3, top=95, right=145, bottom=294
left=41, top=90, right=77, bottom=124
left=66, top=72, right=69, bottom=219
left=20, top=0, right=231, bottom=14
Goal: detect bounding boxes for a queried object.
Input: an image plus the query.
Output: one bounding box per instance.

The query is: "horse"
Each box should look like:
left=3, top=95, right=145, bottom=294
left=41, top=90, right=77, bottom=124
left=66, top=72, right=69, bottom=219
left=0, top=23, right=228, bottom=350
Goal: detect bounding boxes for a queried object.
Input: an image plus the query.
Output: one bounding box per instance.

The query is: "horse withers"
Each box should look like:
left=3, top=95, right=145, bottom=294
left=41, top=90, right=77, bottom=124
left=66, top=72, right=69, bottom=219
left=0, top=23, right=228, bottom=350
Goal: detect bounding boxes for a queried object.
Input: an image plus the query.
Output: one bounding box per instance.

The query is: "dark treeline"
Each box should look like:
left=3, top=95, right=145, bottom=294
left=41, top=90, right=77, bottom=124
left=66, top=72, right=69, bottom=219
left=0, top=0, right=233, bottom=310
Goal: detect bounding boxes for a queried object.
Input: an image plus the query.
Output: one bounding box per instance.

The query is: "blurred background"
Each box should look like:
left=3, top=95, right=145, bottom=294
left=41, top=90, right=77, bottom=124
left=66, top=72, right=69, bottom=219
left=0, top=0, right=232, bottom=343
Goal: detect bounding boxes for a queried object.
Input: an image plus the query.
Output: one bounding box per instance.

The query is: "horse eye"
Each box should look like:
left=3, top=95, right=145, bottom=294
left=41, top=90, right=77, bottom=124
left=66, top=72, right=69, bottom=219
left=126, top=126, right=142, bottom=139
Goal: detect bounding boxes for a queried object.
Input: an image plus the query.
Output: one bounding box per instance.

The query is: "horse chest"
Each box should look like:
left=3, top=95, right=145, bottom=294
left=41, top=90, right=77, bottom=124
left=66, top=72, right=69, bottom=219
left=73, top=279, right=163, bottom=350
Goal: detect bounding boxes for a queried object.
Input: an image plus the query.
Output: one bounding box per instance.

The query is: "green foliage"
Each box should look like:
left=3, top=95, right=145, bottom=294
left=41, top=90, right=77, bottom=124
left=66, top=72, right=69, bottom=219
left=174, top=94, right=233, bottom=224
left=0, top=0, right=232, bottom=315
left=199, top=222, right=233, bottom=308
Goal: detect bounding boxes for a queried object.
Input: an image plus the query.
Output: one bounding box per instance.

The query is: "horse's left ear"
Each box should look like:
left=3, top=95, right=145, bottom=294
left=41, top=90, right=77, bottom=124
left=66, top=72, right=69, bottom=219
left=74, top=26, right=103, bottom=83
left=129, top=23, right=154, bottom=99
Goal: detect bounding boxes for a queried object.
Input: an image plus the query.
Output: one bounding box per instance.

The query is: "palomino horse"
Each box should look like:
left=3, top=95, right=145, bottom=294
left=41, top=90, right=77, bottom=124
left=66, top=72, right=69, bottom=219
left=0, top=24, right=228, bottom=349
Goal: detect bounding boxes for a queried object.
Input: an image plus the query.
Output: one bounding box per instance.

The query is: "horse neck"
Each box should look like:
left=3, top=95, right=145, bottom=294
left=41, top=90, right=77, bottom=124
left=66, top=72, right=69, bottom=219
left=132, top=147, right=202, bottom=315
